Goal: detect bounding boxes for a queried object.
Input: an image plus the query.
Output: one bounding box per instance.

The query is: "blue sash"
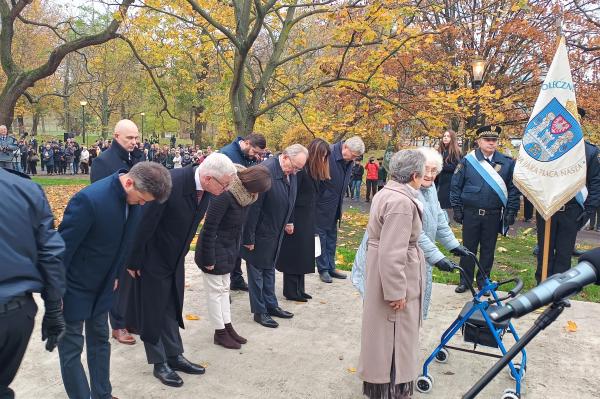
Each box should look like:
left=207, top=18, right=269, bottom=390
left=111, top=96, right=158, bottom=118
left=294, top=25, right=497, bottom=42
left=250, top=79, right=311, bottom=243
left=465, top=152, right=508, bottom=207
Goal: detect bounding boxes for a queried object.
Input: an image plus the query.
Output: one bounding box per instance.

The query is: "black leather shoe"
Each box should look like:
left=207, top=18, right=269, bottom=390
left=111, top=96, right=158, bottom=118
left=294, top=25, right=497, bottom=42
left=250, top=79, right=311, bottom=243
left=268, top=307, right=294, bottom=319
left=329, top=269, right=347, bottom=279
left=285, top=296, right=308, bottom=303
left=153, top=363, right=183, bottom=387
left=319, top=271, right=333, bottom=283
left=253, top=313, right=279, bottom=328
left=301, top=292, right=312, bottom=299
left=167, top=355, right=205, bottom=375
left=455, top=284, right=467, bottom=293
left=230, top=280, right=249, bottom=291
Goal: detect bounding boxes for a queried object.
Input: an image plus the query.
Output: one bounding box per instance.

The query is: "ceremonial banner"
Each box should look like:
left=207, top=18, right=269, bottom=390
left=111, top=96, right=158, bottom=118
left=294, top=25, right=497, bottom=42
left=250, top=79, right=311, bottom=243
left=513, top=37, right=586, bottom=220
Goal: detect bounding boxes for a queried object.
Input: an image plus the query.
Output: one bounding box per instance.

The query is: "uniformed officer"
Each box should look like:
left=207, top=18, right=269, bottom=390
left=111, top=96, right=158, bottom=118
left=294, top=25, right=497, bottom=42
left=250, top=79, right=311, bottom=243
left=0, top=168, right=67, bottom=398
left=0, top=125, right=18, bottom=169
left=535, top=109, right=600, bottom=283
left=450, top=126, right=520, bottom=293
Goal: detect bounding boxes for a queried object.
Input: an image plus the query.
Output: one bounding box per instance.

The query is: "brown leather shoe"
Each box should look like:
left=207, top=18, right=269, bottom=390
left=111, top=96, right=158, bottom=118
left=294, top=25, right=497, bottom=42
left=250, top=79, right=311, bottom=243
left=112, top=328, right=136, bottom=345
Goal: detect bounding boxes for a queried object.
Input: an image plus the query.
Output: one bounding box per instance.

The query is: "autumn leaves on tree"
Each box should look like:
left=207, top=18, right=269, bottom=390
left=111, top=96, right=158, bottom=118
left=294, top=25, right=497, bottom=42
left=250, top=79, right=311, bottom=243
left=0, top=0, right=599, bottom=148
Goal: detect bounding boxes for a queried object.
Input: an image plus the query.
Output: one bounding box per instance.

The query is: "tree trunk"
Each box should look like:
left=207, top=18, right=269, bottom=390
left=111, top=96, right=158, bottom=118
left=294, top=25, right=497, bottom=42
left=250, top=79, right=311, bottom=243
left=63, top=54, right=71, bottom=133
left=32, top=111, right=40, bottom=136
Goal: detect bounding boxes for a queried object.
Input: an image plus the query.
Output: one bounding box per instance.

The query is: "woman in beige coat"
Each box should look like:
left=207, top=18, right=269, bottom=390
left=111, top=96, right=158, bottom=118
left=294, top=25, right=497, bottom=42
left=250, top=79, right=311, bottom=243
left=358, top=149, right=426, bottom=399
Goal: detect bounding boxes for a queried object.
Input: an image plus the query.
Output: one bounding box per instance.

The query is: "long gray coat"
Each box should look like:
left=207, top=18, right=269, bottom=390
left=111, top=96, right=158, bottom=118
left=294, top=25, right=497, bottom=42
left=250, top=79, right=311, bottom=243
left=417, top=184, right=460, bottom=319
left=358, top=181, right=425, bottom=385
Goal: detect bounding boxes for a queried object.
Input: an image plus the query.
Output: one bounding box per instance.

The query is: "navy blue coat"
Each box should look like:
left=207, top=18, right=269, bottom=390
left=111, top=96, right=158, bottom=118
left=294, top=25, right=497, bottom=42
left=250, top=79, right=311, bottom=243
left=0, top=168, right=65, bottom=304
left=316, top=141, right=353, bottom=229
left=566, top=142, right=600, bottom=210
left=126, top=166, right=211, bottom=344
left=450, top=148, right=520, bottom=212
left=90, top=140, right=140, bottom=183
left=58, top=172, right=142, bottom=322
left=219, top=137, right=259, bottom=167
left=240, top=157, right=297, bottom=269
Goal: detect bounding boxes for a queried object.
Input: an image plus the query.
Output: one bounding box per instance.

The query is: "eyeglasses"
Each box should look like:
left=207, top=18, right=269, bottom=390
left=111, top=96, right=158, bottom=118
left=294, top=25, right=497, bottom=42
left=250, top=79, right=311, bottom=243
left=288, top=157, right=304, bottom=172
left=212, top=176, right=230, bottom=191
left=424, top=167, right=439, bottom=176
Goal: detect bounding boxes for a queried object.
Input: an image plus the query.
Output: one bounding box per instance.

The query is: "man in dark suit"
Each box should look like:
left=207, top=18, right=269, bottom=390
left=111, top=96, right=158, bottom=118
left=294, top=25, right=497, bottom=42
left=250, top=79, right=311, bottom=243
left=219, top=133, right=267, bottom=291
left=90, top=119, right=143, bottom=345
left=0, top=168, right=66, bottom=399
left=57, top=162, right=172, bottom=399
left=126, top=153, right=237, bottom=388
left=240, top=144, right=308, bottom=328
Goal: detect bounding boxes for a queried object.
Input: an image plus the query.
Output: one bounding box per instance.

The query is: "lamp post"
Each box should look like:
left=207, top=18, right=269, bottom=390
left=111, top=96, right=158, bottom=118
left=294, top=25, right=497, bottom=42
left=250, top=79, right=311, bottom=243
left=80, top=100, right=87, bottom=145
left=140, top=112, right=145, bottom=142
left=464, top=58, right=486, bottom=151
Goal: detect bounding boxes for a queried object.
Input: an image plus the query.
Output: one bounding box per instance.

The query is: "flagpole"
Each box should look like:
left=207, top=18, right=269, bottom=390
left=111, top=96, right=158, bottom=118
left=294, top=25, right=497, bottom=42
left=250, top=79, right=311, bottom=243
left=541, top=217, right=552, bottom=281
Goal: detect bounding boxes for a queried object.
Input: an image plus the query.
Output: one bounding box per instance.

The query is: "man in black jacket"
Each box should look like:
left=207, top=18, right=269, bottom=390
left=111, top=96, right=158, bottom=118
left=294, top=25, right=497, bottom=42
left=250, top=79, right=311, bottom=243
left=0, top=168, right=66, bottom=398
left=219, top=133, right=266, bottom=291
left=90, top=119, right=142, bottom=345
left=126, top=153, right=237, bottom=388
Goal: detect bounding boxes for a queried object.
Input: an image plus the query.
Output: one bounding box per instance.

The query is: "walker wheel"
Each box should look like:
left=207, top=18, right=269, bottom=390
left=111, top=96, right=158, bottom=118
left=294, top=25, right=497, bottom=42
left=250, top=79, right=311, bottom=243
left=501, top=388, right=520, bottom=399
left=507, top=362, right=526, bottom=381
left=435, top=348, right=449, bottom=363
left=416, top=375, right=433, bottom=393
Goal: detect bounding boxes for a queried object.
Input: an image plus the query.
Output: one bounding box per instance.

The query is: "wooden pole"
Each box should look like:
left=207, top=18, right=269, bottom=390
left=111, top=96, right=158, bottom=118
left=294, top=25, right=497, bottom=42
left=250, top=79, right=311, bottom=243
left=541, top=216, right=552, bottom=281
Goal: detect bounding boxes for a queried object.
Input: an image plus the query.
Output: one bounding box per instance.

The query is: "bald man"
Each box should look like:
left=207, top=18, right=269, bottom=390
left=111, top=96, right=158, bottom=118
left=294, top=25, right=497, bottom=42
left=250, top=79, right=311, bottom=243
left=90, top=119, right=143, bottom=345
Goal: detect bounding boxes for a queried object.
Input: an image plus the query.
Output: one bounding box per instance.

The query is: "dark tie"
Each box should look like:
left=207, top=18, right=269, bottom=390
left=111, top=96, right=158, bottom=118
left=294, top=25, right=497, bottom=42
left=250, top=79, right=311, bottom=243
left=196, top=190, right=203, bottom=205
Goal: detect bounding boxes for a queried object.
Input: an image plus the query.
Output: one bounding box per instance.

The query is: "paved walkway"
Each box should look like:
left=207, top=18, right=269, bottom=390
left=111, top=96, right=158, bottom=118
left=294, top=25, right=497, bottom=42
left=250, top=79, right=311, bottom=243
left=11, top=254, right=600, bottom=398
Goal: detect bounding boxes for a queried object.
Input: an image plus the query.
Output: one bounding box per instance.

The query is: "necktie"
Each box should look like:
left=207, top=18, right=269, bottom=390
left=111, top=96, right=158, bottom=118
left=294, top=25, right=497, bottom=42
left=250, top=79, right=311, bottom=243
left=196, top=190, right=203, bottom=205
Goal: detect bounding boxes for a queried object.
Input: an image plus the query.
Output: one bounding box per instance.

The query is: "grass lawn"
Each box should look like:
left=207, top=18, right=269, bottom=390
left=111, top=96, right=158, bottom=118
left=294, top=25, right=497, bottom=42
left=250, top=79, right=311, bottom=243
left=33, top=176, right=90, bottom=186
left=335, top=208, right=600, bottom=303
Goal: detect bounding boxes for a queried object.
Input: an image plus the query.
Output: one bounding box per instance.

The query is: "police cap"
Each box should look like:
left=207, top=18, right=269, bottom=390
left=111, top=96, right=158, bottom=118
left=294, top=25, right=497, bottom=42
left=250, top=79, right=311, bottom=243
left=476, top=125, right=502, bottom=139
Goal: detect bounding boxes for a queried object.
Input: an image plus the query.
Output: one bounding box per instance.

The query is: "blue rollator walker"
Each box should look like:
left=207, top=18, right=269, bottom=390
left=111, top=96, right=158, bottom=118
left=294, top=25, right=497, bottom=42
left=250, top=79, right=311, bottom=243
left=416, top=252, right=527, bottom=399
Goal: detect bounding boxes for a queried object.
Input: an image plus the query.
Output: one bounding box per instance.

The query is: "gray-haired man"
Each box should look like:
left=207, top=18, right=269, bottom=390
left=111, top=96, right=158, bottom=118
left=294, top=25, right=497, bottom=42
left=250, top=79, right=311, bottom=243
left=0, top=125, right=18, bottom=169
left=316, top=136, right=365, bottom=283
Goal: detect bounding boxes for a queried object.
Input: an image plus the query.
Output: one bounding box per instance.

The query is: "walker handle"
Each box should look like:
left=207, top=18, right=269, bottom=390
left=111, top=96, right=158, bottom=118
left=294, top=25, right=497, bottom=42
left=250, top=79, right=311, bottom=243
left=497, top=278, right=524, bottom=298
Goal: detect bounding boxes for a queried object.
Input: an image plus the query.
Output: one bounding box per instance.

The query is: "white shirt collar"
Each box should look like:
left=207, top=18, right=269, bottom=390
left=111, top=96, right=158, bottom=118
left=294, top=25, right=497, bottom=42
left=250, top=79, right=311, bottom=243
left=194, top=167, right=203, bottom=191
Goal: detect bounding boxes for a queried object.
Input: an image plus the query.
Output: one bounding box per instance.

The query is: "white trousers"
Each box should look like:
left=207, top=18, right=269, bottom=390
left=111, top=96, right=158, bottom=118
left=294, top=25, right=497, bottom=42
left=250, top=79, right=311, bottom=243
left=202, top=272, right=232, bottom=330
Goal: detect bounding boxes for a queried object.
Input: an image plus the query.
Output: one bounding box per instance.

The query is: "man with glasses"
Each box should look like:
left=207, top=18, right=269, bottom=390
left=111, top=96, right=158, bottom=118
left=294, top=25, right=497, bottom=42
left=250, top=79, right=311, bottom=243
left=315, top=136, right=365, bottom=283
left=220, top=133, right=267, bottom=291
left=450, top=126, right=520, bottom=294
left=125, top=154, right=237, bottom=387
left=241, top=144, right=307, bottom=328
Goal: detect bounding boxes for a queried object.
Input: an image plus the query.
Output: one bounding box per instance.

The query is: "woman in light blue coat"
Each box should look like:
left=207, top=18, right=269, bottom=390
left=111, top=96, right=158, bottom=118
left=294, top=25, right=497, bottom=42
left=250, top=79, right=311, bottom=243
left=352, top=147, right=469, bottom=318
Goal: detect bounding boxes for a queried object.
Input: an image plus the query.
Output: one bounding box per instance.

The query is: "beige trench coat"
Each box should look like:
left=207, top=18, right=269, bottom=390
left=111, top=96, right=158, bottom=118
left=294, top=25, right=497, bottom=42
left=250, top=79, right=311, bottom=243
left=358, top=181, right=425, bottom=385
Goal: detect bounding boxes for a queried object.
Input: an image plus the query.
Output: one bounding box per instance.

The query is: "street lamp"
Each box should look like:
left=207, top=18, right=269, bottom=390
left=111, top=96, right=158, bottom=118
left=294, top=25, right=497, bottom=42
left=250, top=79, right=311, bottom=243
left=471, top=58, right=486, bottom=89
left=140, top=112, right=145, bottom=142
left=464, top=58, right=486, bottom=151
left=80, top=100, right=87, bottom=145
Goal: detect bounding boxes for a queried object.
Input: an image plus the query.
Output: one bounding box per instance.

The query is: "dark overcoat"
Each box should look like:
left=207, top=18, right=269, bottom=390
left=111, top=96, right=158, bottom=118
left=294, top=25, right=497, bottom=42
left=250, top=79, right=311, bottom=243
left=450, top=148, right=520, bottom=213
left=126, top=166, right=210, bottom=344
left=90, top=140, right=140, bottom=183
left=435, top=152, right=460, bottom=209
left=195, top=191, right=249, bottom=275
left=316, top=141, right=353, bottom=229
left=58, top=172, right=142, bottom=322
left=276, top=168, right=318, bottom=275
left=240, top=157, right=297, bottom=269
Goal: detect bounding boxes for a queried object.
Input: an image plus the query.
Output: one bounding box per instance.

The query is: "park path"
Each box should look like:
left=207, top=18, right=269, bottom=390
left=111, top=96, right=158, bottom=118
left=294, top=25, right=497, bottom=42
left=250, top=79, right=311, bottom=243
left=11, top=253, right=600, bottom=398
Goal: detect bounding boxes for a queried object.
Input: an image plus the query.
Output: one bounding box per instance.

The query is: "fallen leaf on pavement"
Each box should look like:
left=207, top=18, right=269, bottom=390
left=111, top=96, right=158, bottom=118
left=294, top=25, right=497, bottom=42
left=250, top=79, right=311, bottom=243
left=347, top=367, right=357, bottom=373
left=185, top=314, right=201, bottom=320
left=566, top=320, right=577, bottom=332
